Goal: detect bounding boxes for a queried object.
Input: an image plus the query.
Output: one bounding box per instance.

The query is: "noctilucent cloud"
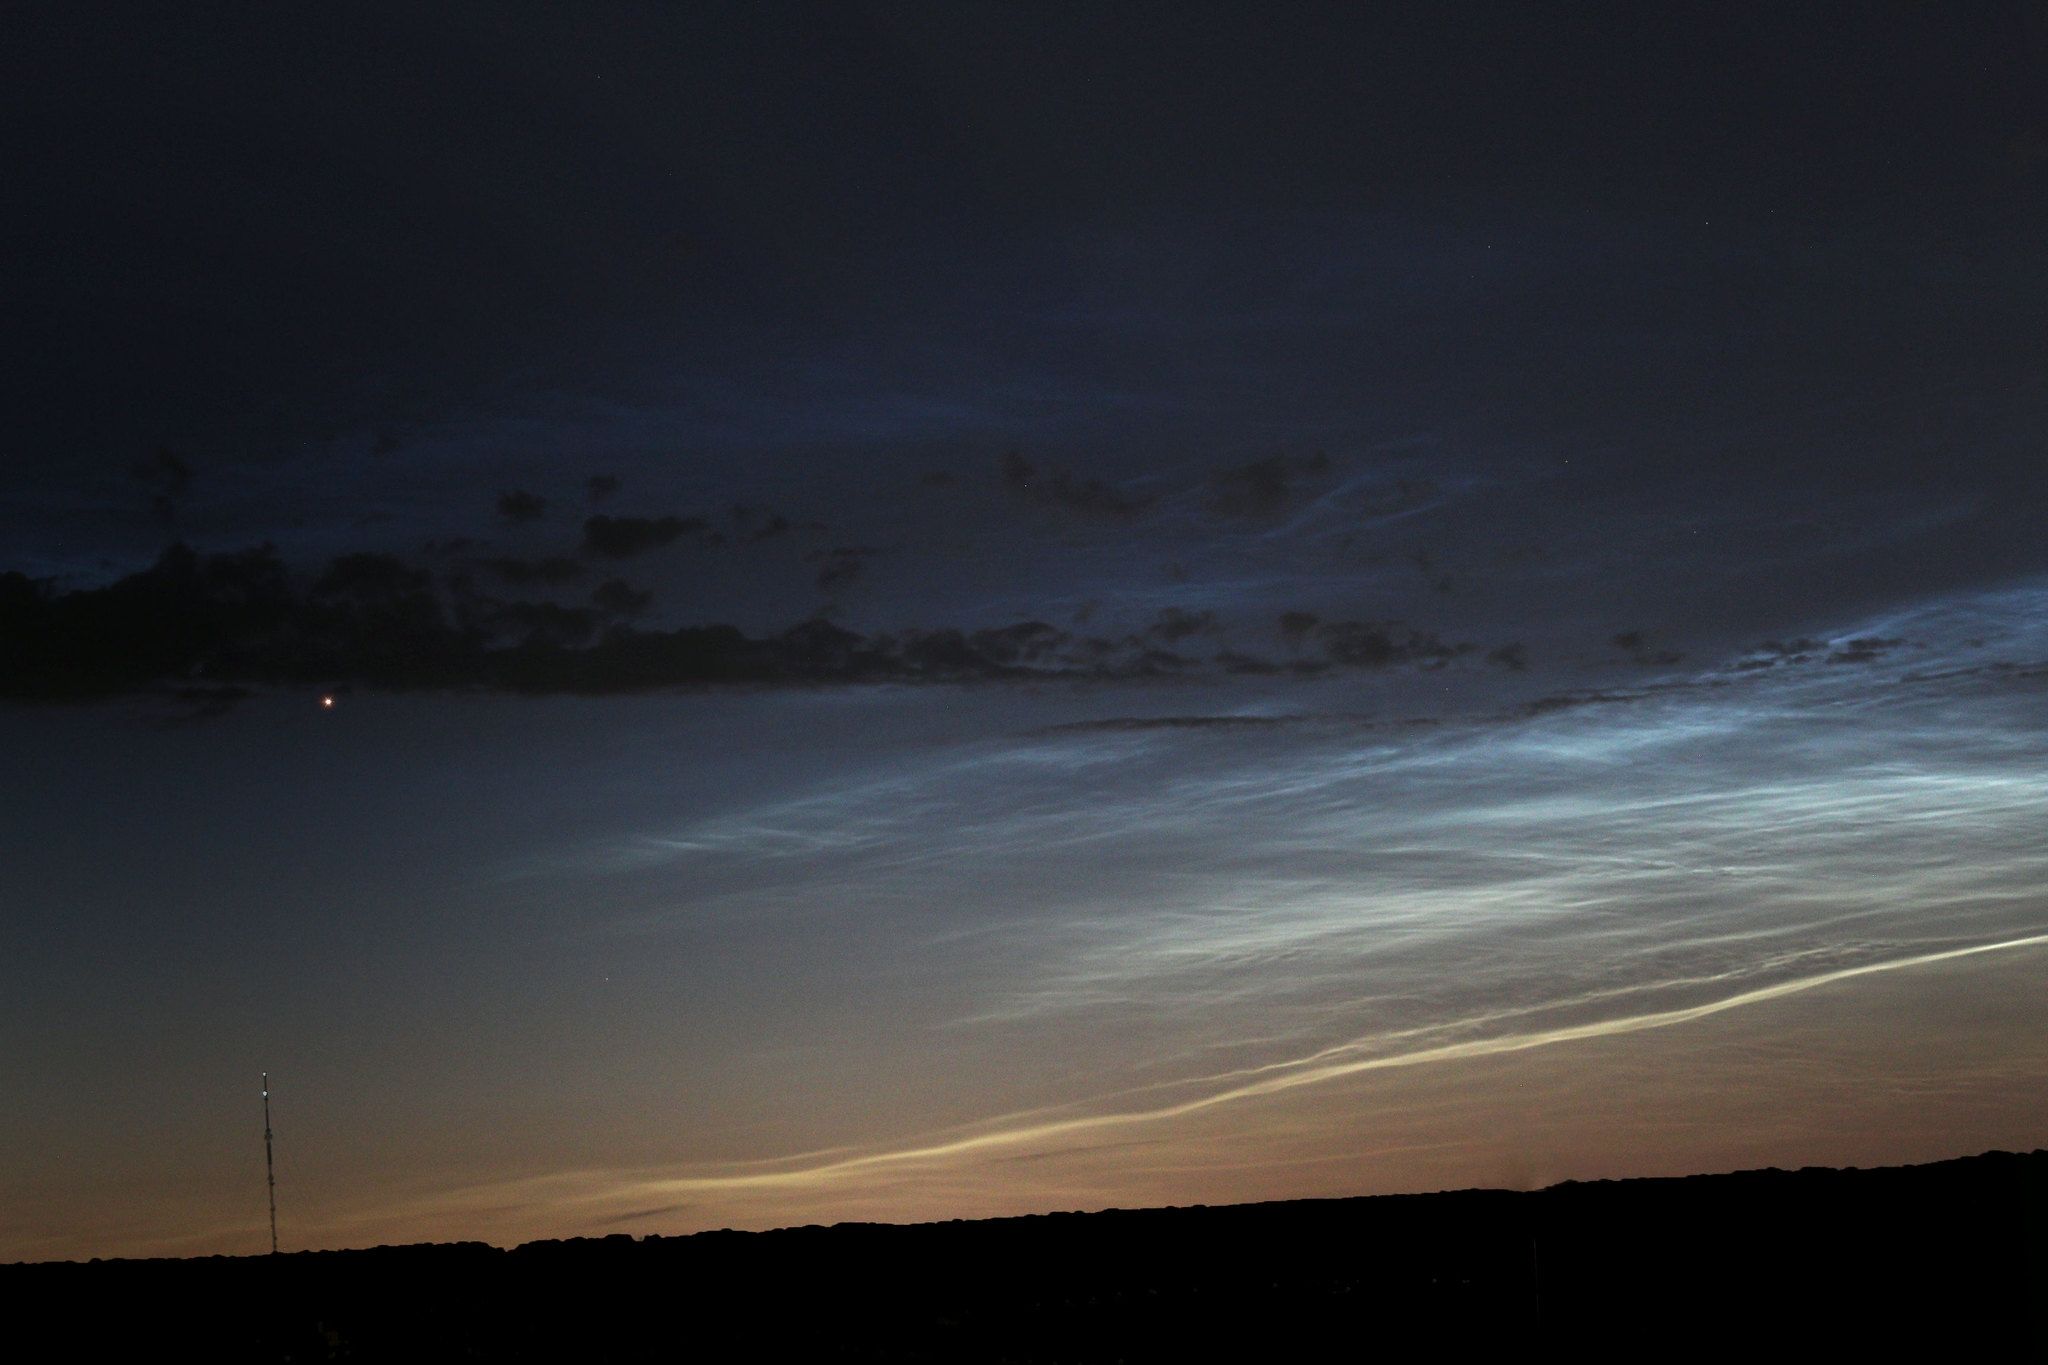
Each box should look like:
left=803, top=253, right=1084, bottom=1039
left=4, top=4, right=2045, bottom=1260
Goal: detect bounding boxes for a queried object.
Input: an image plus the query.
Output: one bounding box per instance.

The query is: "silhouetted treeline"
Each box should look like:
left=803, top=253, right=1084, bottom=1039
left=7, top=1149, right=2045, bottom=1361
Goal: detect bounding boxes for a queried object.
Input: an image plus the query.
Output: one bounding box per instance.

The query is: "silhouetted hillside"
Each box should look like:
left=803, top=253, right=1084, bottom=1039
left=9, top=1149, right=2045, bottom=1360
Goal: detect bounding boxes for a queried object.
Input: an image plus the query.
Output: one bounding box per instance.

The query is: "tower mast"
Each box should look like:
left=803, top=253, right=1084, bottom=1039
left=262, top=1072, right=278, bottom=1255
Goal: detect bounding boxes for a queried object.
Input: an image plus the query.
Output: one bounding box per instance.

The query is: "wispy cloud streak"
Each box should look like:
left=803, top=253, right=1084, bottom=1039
left=396, top=577, right=2048, bottom=1237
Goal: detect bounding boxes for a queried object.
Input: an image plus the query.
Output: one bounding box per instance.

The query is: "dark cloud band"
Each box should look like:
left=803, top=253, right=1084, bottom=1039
left=0, top=545, right=1501, bottom=704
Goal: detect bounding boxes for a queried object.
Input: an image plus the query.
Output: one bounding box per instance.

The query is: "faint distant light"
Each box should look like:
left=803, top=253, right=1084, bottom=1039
left=320, top=695, right=335, bottom=709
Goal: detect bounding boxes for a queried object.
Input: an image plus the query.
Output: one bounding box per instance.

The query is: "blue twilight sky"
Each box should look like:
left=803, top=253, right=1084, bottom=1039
left=3, top=2, right=2046, bottom=1260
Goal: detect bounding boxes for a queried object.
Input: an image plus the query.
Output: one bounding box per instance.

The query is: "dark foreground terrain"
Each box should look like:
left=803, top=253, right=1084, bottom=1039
left=9, top=1150, right=2046, bottom=1360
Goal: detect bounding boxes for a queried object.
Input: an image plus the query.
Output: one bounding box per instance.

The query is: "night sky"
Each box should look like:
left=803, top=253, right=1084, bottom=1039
left=5, top=3, right=2047, bottom=1262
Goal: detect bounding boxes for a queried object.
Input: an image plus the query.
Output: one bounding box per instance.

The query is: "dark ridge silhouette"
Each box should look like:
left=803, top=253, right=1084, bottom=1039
left=6, top=1150, right=2044, bottom=1360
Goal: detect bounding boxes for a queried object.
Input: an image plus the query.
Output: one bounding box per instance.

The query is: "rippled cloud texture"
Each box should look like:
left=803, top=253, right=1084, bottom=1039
left=14, top=577, right=2040, bottom=1258
left=483, top=581, right=2048, bottom=1230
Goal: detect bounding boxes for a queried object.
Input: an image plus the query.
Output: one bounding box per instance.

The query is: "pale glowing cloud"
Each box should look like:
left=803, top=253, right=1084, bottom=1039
left=360, top=576, right=2048, bottom=1241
